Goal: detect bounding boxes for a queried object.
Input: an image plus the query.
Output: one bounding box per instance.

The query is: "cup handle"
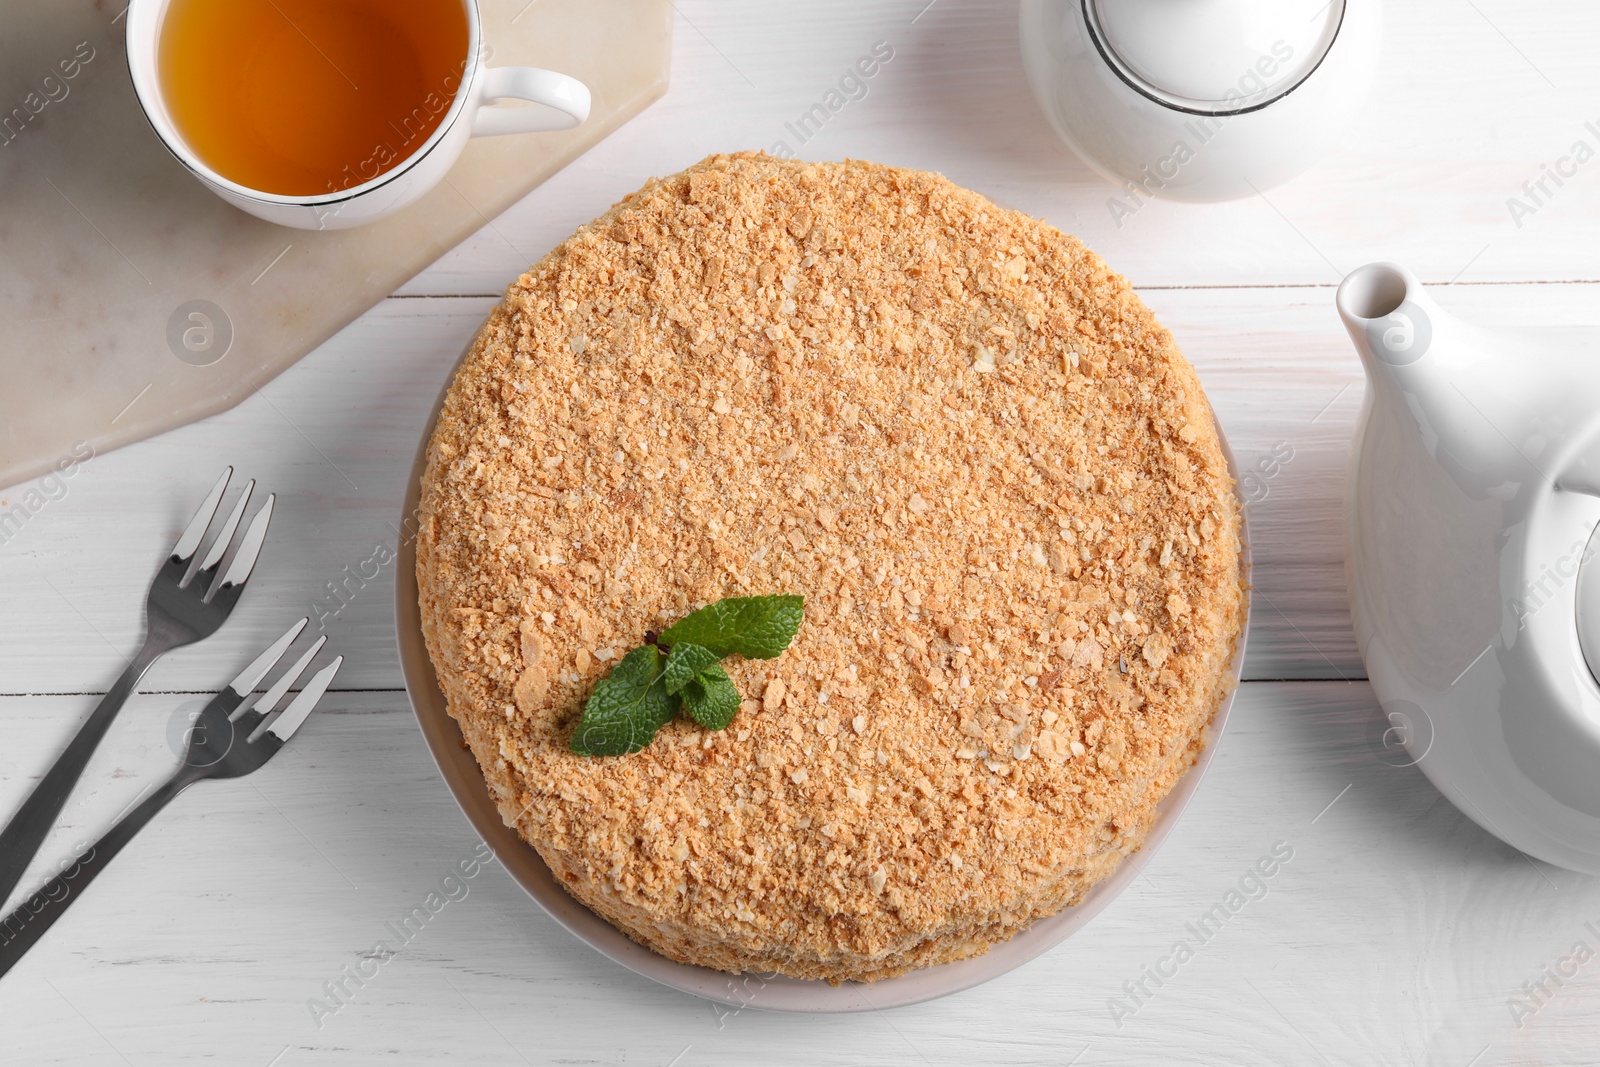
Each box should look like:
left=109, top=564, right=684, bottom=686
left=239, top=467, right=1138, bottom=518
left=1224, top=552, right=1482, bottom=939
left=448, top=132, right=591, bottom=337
left=470, top=67, right=591, bottom=137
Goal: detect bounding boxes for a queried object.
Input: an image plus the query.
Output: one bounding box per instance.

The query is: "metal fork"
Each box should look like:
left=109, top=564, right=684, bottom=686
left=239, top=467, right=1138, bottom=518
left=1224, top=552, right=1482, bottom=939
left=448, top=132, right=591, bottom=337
left=0, top=620, right=341, bottom=978
left=0, top=469, right=273, bottom=906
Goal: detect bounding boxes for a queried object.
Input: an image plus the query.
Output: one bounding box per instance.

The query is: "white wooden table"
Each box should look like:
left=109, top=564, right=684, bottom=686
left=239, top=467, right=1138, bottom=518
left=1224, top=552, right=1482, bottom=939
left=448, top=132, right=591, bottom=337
left=5, top=1, right=1600, bottom=1063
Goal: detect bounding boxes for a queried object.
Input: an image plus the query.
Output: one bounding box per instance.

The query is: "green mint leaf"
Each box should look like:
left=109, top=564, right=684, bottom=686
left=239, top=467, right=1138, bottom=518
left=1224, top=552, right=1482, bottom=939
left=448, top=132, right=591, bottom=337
left=570, top=645, right=680, bottom=756
left=662, top=642, right=720, bottom=695
left=659, top=594, right=804, bottom=659
left=681, top=663, right=741, bottom=730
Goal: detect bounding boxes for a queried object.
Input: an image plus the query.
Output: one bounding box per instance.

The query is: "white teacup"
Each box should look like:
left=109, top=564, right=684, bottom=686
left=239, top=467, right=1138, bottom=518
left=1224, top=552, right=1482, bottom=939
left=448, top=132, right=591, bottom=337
left=125, top=0, right=590, bottom=230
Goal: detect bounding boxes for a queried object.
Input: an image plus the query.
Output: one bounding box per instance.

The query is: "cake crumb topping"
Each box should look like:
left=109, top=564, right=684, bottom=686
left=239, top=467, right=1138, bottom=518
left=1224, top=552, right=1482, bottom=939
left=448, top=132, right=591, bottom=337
left=416, top=152, right=1243, bottom=983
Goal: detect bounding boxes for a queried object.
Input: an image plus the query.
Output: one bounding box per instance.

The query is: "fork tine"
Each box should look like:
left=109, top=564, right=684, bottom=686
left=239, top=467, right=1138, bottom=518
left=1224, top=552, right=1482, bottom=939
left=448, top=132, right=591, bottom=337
left=215, top=494, right=274, bottom=593
left=196, top=479, right=254, bottom=576
left=242, top=634, right=328, bottom=722
left=263, top=657, right=342, bottom=743
left=170, top=468, right=231, bottom=562
left=225, top=618, right=309, bottom=698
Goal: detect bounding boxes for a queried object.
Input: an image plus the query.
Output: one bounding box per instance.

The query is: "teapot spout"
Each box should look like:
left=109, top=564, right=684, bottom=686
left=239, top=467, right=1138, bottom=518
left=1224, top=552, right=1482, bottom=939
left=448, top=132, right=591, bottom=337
left=1337, top=262, right=1516, bottom=492
left=1337, top=262, right=1439, bottom=378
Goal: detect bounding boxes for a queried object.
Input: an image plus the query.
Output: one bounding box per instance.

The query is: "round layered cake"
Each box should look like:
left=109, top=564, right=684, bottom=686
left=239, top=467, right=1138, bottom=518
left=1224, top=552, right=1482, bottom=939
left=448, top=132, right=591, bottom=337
left=415, top=153, right=1243, bottom=983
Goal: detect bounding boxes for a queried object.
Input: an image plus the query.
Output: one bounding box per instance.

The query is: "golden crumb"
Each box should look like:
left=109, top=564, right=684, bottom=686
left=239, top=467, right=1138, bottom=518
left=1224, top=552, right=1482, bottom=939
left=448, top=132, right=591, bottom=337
left=415, top=152, right=1243, bottom=983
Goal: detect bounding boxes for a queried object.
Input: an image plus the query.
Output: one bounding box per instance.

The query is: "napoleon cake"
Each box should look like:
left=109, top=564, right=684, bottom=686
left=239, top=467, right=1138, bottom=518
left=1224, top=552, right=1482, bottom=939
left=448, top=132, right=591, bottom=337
left=415, top=152, right=1244, bottom=983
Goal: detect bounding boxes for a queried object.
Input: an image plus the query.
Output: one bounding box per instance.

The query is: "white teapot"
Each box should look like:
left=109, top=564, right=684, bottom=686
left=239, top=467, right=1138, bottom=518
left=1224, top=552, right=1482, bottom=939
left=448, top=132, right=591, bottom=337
left=1019, top=0, right=1381, bottom=202
left=1340, top=262, right=1600, bottom=874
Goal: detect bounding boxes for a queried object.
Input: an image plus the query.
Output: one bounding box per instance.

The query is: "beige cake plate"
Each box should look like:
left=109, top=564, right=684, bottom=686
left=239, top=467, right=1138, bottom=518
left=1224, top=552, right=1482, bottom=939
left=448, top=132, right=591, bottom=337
left=394, top=331, right=1253, bottom=1012
left=0, top=0, right=670, bottom=490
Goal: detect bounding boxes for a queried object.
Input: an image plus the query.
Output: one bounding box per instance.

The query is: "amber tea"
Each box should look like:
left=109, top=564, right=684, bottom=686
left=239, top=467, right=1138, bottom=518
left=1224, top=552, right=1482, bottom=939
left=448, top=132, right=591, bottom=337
left=159, top=0, right=470, bottom=196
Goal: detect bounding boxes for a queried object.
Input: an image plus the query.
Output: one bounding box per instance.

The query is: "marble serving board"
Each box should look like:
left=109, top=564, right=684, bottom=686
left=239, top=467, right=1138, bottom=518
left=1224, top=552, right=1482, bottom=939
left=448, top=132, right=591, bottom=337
left=0, top=0, right=671, bottom=489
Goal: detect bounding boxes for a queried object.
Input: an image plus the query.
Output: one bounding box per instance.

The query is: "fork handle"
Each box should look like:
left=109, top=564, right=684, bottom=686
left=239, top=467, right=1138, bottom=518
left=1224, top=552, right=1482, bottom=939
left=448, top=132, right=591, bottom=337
left=0, top=770, right=192, bottom=979
left=0, top=643, right=164, bottom=906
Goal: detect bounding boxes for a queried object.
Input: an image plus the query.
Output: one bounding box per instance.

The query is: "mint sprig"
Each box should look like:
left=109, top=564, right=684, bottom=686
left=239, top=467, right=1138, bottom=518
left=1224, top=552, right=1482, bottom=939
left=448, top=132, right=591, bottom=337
left=569, top=594, right=803, bottom=756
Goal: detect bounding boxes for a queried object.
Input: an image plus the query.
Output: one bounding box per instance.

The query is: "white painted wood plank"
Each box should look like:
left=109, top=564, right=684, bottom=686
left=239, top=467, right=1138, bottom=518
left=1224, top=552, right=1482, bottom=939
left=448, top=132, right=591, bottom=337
left=6, top=281, right=1598, bottom=691
left=400, top=0, right=1600, bottom=299
left=3, top=683, right=1596, bottom=1065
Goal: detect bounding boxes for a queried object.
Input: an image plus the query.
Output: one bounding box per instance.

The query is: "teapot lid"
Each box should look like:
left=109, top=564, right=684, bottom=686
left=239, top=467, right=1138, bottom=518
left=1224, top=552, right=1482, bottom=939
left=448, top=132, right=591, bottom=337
left=1086, top=0, right=1345, bottom=112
